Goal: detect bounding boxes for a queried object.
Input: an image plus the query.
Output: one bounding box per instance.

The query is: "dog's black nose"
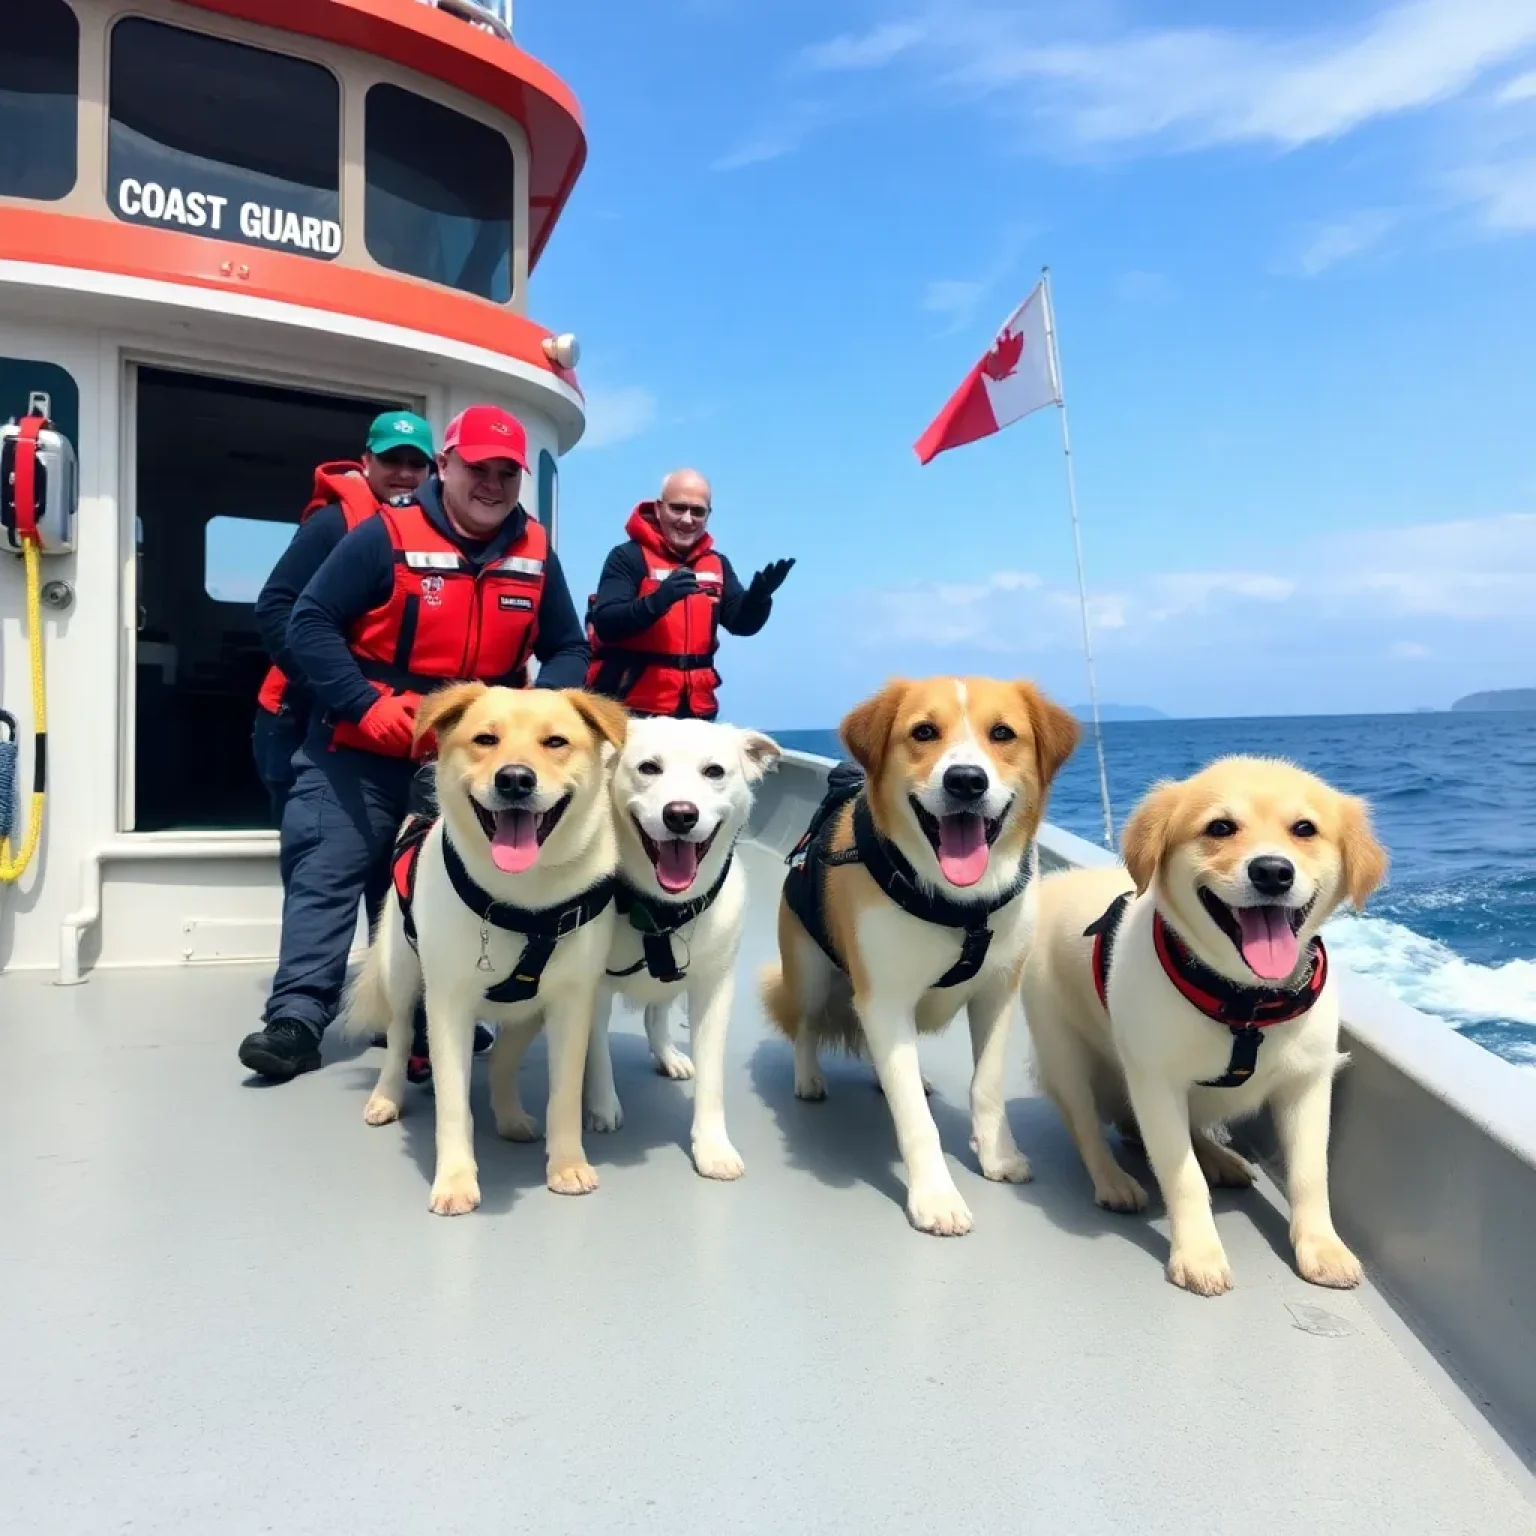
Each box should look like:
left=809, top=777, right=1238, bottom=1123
left=662, top=800, right=700, bottom=835
left=494, top=764, right=538, bottom=802
left=942, top=764, right=990, bottom=803
left=1247, top=855, right=1295, bottom=896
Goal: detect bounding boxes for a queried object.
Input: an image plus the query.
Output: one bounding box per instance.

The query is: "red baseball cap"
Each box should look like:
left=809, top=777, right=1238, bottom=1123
left=441, top=405, right=529, bottom=470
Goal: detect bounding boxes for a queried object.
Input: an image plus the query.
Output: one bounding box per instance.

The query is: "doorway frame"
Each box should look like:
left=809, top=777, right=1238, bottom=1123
left=116, top=344, right=437, bottom=833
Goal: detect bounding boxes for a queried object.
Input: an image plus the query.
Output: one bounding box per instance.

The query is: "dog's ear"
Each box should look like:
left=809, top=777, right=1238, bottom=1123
left=414, top=681, right=486, bottom=751
left=1015, top=681, right=1081, bottom=785
left=1121, top=780, right=1181, bottom=895
left=1337, top=791, right=1388, bottom=908
left=840, top=680, right=908, bottom=779
left=566, top=690, right=630, bottom=751
left=739, top=730, right=782, bottom=783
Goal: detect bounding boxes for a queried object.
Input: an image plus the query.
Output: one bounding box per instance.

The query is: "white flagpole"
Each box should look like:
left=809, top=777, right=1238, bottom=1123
left=1039, top=266, right=1115, bottom=849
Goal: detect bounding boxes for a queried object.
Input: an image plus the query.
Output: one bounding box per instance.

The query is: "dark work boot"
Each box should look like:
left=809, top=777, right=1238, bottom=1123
left=239, top=1018, right=322, bottom=1082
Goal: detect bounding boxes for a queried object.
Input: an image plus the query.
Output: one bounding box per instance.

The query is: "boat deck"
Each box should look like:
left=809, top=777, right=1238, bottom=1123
left=3, top=837, right=1534, bottom=1534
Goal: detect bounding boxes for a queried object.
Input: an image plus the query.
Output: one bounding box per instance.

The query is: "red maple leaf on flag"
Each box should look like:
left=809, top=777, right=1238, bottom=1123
left=981, top=328, right=1024, bottom=381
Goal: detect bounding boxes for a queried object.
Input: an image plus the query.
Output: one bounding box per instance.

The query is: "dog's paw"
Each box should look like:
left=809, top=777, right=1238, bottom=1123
left=547, top=1160, right=600, bottom=1196
left=584, top=1097, right=624, bottom=1134
left=655, top=1048, right=695, bottom=1081
left=794, top=1070, right=828, bottom=1102
left=1294, top=1232, right=1364, bottom=1289
left=1092, top=1166, right=1149, bottom=1213
left=693, top=1135, right=745, bottom=1181
left=1195, top=1137, right=1254, bottom=1190
left=363, top=1094, right=401, bottom=1127
left=428, top=1167, right=481, bottom=1217
left=495, top=1109, right=542, bottom=1142
left=907, top=1181, right=974, bottom=1237
left=974, top=1139, right=1033, bottom=1184
left=1167, top=1242, right=1234, bottom=1296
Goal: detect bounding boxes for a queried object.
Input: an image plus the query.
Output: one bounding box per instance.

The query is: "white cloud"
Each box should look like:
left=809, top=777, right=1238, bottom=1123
left=921, top=278, right=988, bottom=332
left=799, top=21, right=925, bottom=73
left=712, top=101, right=830, bottom=171
left=576, top=385, right=658, bottom=450
left=934, top=0, right=1536, bottom=152
left=1453, top=157, right=1536, bottom=228
left=1291, top=209, right=1399, bottom=275
left=859, top=513, right=1536, bottom=657
left=1496, top=66, right=1536, bottom=102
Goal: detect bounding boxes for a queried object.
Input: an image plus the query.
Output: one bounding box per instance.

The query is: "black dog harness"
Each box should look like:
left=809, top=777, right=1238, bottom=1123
left=782, top=763, right=1031, bottom=991
left=1085, top=892, right=1329, bottom=1088
left=391, top=815, right=616, bottom=1004
left=607, top=851, right=735, bottom=985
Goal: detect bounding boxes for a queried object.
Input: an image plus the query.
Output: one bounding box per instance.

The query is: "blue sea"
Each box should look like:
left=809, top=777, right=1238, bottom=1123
left=774, top=711, right=1536, bottom=1071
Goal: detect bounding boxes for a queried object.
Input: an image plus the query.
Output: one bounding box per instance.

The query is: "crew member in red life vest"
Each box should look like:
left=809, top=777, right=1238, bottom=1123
left=251, top=410, right=435, bottom=821
left=585, top=469, right=793, bottom=718
left=238, top=405, right=590, bottom=1083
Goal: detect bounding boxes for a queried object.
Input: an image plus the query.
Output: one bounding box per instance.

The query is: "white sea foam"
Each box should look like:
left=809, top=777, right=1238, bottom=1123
left=1325, top=911, right=1536, bottom=1066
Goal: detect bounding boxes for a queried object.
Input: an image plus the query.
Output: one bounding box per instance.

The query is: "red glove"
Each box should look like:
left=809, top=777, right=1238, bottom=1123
left=354, top=693, right=420, bottom=757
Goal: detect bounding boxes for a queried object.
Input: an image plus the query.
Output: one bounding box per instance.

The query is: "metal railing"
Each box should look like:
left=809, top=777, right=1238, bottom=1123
left=415, top=0, right=513, bottom=43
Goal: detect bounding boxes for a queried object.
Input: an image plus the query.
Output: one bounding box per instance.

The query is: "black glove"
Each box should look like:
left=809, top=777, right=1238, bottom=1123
left=747, top=558, right=795, bottom=601
left=648, top=567, right=701, bottom=612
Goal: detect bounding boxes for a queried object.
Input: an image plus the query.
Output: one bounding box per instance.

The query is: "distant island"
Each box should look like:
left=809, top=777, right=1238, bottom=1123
left=1450, top=689, right=1536, bottom=713
left=1073, top=703, right=1169, bottom=723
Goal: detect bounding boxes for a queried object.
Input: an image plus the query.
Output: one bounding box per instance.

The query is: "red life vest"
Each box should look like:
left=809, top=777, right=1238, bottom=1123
left=584, top=503, right=724, bottom=717
left=330, top=501, right=548, bottom=757
left=256, top=464, right=381, bottom=715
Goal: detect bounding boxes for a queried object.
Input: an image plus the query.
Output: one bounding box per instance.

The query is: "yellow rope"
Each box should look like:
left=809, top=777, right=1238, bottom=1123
left=1, top=537, right=46, bottom=883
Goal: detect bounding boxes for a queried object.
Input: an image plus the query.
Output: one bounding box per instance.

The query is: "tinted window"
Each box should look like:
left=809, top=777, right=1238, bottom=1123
left=365, top=85, right=514, bottom=302
left=537, top=449, right=558, bottom=537
left=0, top=358, right=80, bottom=453
left=204, top=517, right=292, bottom=604
left=108, top=19, right=340, bottom=259
left=0, top=0, right=79, bottom=201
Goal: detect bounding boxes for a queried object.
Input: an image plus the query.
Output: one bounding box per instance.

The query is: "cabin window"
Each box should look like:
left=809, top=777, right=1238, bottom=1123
left=107, top=19, right=341, bottom=259
left=364, top=85, right=515, bottom=302
left=204, top=517, right=294, bottom=605
left=0, top=0, right=79, bottom=202
left=537, top=448, right=558, bottom=539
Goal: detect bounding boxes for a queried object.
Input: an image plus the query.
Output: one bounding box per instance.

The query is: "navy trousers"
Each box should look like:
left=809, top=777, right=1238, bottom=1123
left=251, top=705, right=305, bottom=824
left=262, top=742, right=426, bottom=1039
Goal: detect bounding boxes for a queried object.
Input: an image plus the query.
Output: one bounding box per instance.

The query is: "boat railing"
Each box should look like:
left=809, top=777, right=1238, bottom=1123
left=415, top=0, right=513, bottom=44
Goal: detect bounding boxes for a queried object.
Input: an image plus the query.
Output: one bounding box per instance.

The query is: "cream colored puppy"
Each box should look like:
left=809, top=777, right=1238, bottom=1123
left=344, top=683, right=627, bottom=1216
left=762, top=676, right=1079, bottom=1236
left=1021, top=756, right=1388, bottom=1295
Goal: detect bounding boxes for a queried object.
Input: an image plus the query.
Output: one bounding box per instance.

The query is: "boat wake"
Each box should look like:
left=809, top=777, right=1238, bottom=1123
left=1324, top=910, right=1536, bottom=1068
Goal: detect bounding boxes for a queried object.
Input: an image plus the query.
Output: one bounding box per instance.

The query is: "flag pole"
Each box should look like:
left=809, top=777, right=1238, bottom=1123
left=1040, top=266, right=1115, bottom=849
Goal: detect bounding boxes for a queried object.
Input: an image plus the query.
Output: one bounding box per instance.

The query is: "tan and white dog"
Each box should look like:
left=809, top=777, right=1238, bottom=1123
left=344, top=683, right=627, bottom=1216
left=761, top=676, right=1080, bottom=1236
left=566, top=716, right=781, bottom=1179
left=1020, top=756, right=1388, bottom=1295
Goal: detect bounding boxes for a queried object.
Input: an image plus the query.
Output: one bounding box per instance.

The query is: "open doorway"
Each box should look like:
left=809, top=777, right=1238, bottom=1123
left=133, top=367, right=411, bottom=831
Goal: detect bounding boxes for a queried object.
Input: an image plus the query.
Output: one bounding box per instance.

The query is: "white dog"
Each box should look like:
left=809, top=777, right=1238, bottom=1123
left=344, top=683, right=628, bottom=1216
left=1020, top=756, right=1388, bottom=1295
left=498, top=717, right=780, bottom=1180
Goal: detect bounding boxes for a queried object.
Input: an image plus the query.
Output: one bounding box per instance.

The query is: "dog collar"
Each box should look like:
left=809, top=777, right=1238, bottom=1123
left=392, top=816, right=616, bottom=1005
left=608, top=848, right=736, bottom=984
left=1085, top=892, right=1328, bottom=1088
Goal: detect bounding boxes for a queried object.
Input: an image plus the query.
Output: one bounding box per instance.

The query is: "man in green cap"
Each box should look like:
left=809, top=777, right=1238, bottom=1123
left=252, top=409, right=436, bottom=820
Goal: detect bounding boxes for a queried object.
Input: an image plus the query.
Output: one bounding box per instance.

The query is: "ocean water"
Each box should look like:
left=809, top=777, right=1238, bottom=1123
left=773, top=711, right=1536, bottom=1070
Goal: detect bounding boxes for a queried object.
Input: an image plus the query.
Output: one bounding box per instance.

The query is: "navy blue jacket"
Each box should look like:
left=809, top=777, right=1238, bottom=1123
left=286, top=478, right=589, bottom=726
left=254, top=502, right=350, bottom=711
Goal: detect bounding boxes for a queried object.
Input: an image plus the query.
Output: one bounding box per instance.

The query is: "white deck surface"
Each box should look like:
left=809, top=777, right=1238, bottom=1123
left=3, top=841, right=1533, bottom=1534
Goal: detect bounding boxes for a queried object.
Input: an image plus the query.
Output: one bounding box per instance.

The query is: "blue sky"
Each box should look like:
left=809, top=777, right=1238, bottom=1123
left=512, top=0, right=1536, bottom=728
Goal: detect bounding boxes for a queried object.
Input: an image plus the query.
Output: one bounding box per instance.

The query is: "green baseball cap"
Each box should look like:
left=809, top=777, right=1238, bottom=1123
left=365, top=410, right=435, bottom=458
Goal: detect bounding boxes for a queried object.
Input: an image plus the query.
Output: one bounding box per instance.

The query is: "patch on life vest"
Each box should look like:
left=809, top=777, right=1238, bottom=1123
left=420, top=574, right=445, bottom=606
left=499, top=594, right=534, bottom=611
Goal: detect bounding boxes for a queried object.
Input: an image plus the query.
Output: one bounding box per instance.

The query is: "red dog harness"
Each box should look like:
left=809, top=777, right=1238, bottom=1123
left=1085, top=892, right=1328, bottom=1088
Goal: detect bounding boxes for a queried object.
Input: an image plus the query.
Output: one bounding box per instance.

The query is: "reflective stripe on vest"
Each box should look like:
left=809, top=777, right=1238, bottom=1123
left=332, top=504, right=548, bottom=755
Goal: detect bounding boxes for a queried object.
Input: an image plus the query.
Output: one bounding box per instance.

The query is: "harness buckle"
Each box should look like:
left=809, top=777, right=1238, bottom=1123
left=554, top=905, right=584, bottom=938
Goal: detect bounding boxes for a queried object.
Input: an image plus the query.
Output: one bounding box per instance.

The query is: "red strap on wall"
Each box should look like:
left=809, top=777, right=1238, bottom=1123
left=13, top=416, right=44, bottom=543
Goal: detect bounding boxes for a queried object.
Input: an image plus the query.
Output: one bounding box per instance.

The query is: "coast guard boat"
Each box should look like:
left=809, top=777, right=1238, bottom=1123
left=2, top=3, right=1534, bottom=1530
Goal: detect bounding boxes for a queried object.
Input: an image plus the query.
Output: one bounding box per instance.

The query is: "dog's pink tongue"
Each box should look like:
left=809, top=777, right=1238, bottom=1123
left=937, top=813, right=989, bottom=887
left=491, top=810, right=540, bottom=874
left=1237, top=905, right=1299, bottom=980
left=655, top=839, right=700, bottom=894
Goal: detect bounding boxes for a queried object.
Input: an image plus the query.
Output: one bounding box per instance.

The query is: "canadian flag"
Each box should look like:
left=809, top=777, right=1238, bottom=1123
left=914, top=282, right=1060, bottom=465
